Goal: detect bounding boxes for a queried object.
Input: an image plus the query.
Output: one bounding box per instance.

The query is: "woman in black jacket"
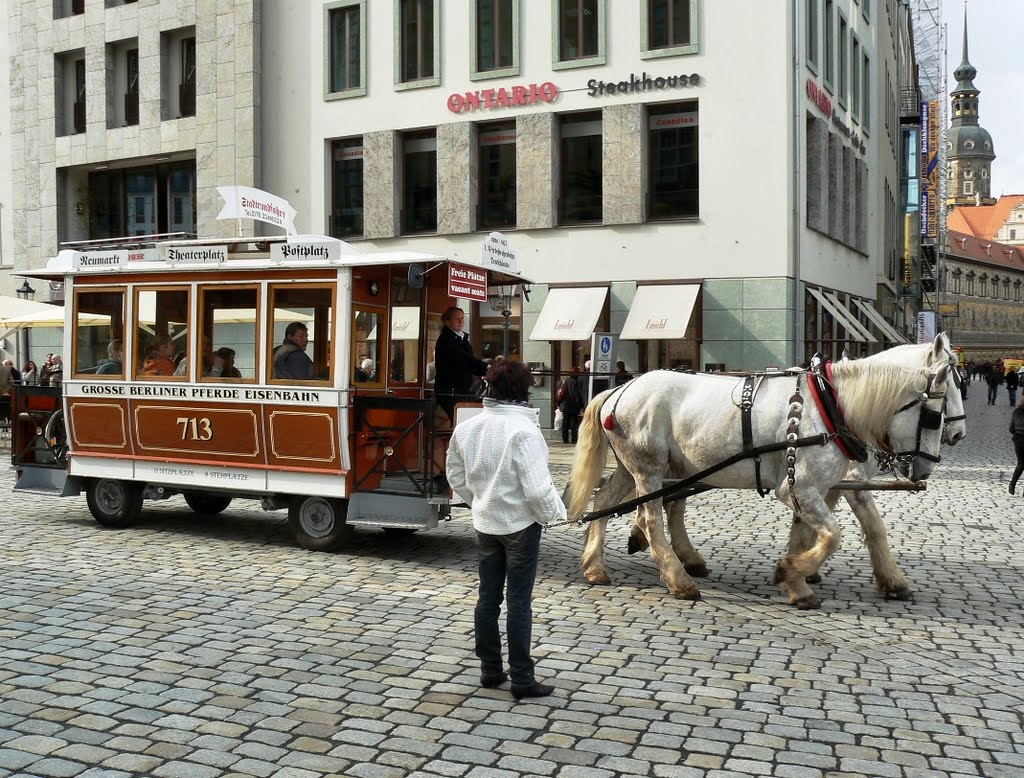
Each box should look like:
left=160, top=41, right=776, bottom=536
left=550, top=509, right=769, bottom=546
left=434, top=306, right=488, bottom=423
left=1009, top=396, right=1024, bottom=494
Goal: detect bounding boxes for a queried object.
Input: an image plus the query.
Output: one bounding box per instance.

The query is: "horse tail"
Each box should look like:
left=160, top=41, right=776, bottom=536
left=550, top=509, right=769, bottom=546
left=568, top=389, right=616, bottom=519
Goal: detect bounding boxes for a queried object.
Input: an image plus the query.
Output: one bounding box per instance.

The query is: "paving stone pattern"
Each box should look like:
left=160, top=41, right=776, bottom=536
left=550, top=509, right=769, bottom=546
left=1, top=383, right=1022, bottom=777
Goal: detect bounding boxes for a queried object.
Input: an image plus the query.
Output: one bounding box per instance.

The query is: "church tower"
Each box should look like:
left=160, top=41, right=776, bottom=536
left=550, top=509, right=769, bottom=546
left=946, top=5, right=996, bottom=206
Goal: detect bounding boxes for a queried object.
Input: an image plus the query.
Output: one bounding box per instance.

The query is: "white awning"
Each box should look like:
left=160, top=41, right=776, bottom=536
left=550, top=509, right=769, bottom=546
left=852, top=299, right=911, bottom=344
left=807, top=287, right=867, bottom=343
left=620, top=284, right=700, bottom=340
left=822, top=291, right=877, bottom=342
left=529, top=287, right=607, bottom=341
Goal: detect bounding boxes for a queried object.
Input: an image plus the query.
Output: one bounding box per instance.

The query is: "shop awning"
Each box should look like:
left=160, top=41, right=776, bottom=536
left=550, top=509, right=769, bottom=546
left=807, top=287, right=868, bottom=343
left=620, top=284, right=700, bottom=339
left=852, top=299, right=911, bottom=344
left=529, top=287, right=608, bottom=341
left=822, top=290, right=876, bottom=342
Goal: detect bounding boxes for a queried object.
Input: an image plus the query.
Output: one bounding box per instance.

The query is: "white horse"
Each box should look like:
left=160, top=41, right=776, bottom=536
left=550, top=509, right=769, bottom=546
left=567, top=350, right=950, bottom=608
left=623, top=334, right=966, bottom=601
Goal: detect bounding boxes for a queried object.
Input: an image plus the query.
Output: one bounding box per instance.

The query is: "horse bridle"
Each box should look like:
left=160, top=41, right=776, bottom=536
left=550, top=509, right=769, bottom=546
left=885, top=370, right=948, bottom=468
left=943, top=358, right=967, bottom=427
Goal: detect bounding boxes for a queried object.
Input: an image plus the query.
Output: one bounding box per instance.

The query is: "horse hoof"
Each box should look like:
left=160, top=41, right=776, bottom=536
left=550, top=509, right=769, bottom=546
left=805, top=573, right=822, bottom=584
left=585, top=573, right=612, bottom=586
left=793, top=595, right=821, bottom=610
left=674, top=591, right=702, bottom=601
left=626, top=535, right=643, bottom=555
left=884, top=586, right=913, bottom=601
left=685, top=563, right=711, bottom=578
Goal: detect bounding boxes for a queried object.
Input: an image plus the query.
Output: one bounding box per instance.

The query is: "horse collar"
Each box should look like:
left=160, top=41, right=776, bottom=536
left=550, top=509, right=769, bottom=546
left=807, top=359, right=869, bottom=463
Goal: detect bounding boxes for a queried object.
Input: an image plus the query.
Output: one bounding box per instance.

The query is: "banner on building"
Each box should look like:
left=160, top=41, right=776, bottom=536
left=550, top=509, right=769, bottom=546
left=916, top=311, right=936, bottom=344
left=920, top=100, right=940, bottom=239
left=217, top=186, right=297, bottom=235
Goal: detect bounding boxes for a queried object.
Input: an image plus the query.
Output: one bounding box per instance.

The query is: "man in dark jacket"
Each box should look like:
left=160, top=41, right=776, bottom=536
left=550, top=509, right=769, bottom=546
left=557, top=367, right=585, bottom=444
left=434, top=306, right=487, bottom=423
left=986, top=365, right=1002, bottom=405
left=1006, top=367, right=1019, bottom=406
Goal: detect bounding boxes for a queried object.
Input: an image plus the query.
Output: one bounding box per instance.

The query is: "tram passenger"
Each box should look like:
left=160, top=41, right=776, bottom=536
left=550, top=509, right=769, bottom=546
left=95, top=340, right=124, bottom=375
left=273, top=322, right=314, bottom=380
left=211, top=348, right=242, bottom=379
left=446, top=360, right=564, bottom=701
left=355, top=358, right=374, bottom=382
left=142, top=335, right=177, bottom=376
left=434, top=306, right=487, bottom=423
left=43, top=355, right=64, bottom=387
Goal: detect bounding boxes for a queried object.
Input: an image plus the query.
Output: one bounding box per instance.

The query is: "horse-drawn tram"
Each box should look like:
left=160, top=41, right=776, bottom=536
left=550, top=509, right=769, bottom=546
left=10, top=234, right=530, bottom=550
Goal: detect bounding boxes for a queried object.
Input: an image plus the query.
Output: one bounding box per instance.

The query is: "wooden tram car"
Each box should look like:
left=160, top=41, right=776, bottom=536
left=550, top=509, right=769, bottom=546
left=10, top=235, right=530, bottom=550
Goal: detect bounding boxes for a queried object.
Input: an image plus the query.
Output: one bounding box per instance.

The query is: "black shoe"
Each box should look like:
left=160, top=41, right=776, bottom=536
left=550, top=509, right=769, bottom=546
left=431, top=474, right=449, bottom=495
left=511, top=680, right=554, bottom=700
left=1010, top=483, right=1016, bottom=495
left=481, top=672, right=508, bottom=688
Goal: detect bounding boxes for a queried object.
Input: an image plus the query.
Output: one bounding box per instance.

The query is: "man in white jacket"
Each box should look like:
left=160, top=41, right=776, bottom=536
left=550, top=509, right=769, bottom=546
left=447, top=360, right=567, bottom=701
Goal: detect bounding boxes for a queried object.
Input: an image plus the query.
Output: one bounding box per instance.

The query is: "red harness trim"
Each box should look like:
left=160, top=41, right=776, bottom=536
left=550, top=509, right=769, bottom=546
left=807, top=361, right=862, bottom=461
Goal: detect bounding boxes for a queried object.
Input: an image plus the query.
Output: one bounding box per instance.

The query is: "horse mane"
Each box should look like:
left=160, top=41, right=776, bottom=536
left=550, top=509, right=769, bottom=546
left=828, top=360, right=929, bottom=445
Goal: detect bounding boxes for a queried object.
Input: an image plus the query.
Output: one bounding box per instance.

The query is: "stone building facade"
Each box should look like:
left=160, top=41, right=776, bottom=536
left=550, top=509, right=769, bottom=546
left=6, top=0, right=262, bottom=278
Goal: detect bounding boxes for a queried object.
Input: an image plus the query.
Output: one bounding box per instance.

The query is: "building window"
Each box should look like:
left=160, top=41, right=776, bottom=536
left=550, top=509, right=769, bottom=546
left=966, top=272, right=975, bottom=296
left=330, top=138, right=364, bottom=238
left=402, top=130, right=437, bottom=234
left=1012, top=229, right=1017, bottom=240
left=554, top=0, right=605, bottom=69
left=862, top=53, right=870, bottom=133
left=643, top=0, right=698, bottom=58
left=964, top=169, right=974, bottom=179
left=952, top=270, right=962, bottom=295
left=850, top=37, right=860, bottom=120
left=837, top=14, right=848, bottom=105
left=964, top=180, right=974, bottom=196
left=478, top=122, right=516, bottom=230
left=648, top=102, right=699, bottom=220
left=473, top=0, right=517, bottom=78
left=85, top=161, right=197, bottom=240
left=74, top=57, right=87, bottom=133
left=396, top=0, right=440, bottom=89
left=125, top=48, right=139, bottom=126
left=1015, top=280, right=1022, bottom=302
left=559, top=112, right=602, bottom=225
left=806, top=0, right=819, bottom=70
left=327, top=1, right=366, bottom=98
left=824, top=0, right=835, bottom=87
left=180, top=37, right=196, bottom=116
left=1004, top=279, right=1011, bottom=300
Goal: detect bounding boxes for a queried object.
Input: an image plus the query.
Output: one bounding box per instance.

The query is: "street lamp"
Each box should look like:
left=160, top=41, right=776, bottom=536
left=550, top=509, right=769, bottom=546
left=16, top=280, right=35, bottom=300
left=15, top=280, right=36, bottom=369
left=487, top=283, right=515, bottom=359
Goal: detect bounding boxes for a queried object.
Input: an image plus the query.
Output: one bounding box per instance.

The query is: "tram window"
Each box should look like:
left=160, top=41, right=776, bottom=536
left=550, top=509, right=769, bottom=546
left=390, top=306, right=420, bottom=383
left=352, top=307, right=383, bottom=385
left=269, top=285, right=333, bottom=382
left=134, top=288, right=190, bottom=380
left=74, top=289, right=125, bottom=377
left=198, top=285, right=259, bottom=381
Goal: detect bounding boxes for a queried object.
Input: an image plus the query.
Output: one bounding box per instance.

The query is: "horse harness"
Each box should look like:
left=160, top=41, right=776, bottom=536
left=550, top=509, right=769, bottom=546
left=740, top=373, right=807, bottom=502
left=807, top=355, right=948, bottom=474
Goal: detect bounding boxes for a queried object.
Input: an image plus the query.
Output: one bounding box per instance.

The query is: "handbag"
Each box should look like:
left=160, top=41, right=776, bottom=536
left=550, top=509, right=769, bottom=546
left=553, top=408, right=564, bottom=430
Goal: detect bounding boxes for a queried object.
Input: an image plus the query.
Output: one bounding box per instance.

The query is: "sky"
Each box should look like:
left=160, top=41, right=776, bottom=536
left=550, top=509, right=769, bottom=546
left=941, top=0, right=1024, bottom=196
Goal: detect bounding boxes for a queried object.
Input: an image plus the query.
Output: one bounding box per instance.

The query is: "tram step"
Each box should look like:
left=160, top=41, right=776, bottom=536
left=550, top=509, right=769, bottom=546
left=377, top=473, right=431, bottom=494
left=13, top=466, right=82, bottom=497
left=347, top=491, right=441, bottom=530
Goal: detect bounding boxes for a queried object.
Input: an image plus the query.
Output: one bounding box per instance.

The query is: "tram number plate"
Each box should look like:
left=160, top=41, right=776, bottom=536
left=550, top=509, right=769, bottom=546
left=177, top=416, right=213, bottom=441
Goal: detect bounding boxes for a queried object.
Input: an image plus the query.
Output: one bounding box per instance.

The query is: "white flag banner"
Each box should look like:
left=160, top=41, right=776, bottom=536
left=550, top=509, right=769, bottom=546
left=216, top=186, right=298, bottom=235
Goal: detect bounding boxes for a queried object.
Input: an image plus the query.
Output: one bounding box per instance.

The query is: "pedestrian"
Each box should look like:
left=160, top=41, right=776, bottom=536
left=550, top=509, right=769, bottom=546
left=446, top=360, right=566, bottom=701
left=43, top=355, right=63, bottom=387
left=556, top=366, right=584, bottom=444
left=1006, top=367, right=1019, bottom=406
left=0, top=360, right=13, bottom=433
left=1009, top=396, right=1024, bottom=494
left=3, top=359, right=21, bottom=384
left=986, top=365, right=1002, bottom=405
left=614, top=360, right=633, bottom=386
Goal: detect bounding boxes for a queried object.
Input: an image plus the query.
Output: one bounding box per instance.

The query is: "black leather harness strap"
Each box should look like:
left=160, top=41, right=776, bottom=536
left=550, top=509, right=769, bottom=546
left=740, top=375, right=771, bottom=497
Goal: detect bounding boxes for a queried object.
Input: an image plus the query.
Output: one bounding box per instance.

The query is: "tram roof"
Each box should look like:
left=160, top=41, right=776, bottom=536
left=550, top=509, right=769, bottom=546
left=24, top=234, right=531, bottom=286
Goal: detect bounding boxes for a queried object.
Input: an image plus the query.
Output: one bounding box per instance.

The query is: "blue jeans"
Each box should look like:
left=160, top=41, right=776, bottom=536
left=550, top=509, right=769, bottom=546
left=475, top=523, right=542, bottom=687
left=1010, top=387, right=1018, bottom=406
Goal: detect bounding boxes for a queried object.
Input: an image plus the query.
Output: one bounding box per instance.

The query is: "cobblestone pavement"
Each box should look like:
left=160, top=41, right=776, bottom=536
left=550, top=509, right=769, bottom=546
left=1, top=383, right=1023, bottom=778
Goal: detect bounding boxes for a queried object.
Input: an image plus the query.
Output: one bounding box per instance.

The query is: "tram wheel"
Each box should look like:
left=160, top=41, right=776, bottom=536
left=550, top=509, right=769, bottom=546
left=289, top=496, right=353, bottom=551
left=86, top=478, right=143, bottom=528
left=183, top=492, right=234, bottom=515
